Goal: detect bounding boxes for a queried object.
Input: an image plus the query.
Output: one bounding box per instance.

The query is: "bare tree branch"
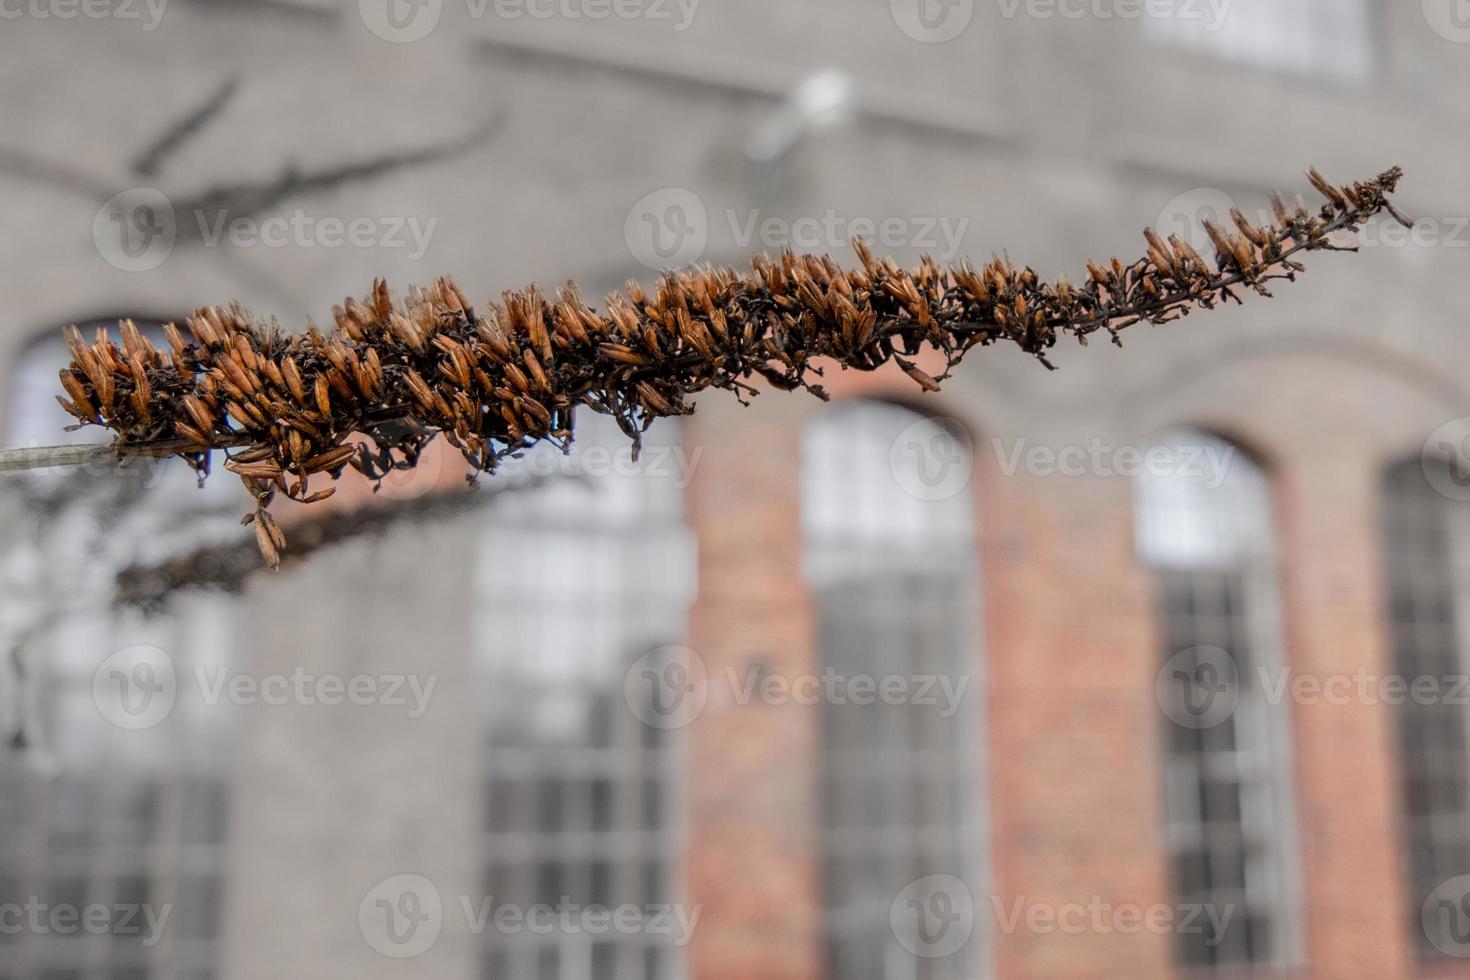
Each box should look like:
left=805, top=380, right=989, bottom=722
left=131, top=76, right=242, bottom=178
left=113, top=473, right=563, bottom=611
left=171, top=109, right=506, bottom=243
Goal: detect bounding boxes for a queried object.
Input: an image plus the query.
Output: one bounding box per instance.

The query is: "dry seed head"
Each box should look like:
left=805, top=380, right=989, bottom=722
left=51, top=166, right=1409, bottom=566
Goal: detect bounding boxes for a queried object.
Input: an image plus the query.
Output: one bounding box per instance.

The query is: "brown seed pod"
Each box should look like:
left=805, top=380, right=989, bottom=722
left=49, top=166, right=1410, bottom=565
left=302, top=445, right=358, bottom=475
left=253, top=511, right=281, bottom=569
left=313, top=375, right=331, bottom=419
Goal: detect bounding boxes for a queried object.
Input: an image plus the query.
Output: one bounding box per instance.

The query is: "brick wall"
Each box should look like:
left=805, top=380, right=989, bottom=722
left=684, top=349, right=1470, bottom=979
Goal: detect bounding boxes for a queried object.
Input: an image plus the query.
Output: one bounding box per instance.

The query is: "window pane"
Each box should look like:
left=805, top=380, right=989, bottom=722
left=1382, top=457, right=1470, bottom=960
left=2, top=325, right=244, bottom=979
left=1136, top=429, right=1299, bottom=970
left=802, top=401, right=982, bottom=980
left=476, top=415, right=694, bottom=979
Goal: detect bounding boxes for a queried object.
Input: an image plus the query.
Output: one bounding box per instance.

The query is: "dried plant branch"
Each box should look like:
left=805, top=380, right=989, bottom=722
left=0, top=438, right=242, bottom=473
left=131, top=75, right=241, bottom=178
left=39, top=166, right=1408, bottom=567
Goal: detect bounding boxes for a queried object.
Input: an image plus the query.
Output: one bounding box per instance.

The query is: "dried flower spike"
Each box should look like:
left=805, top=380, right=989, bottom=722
left=52, top=166, right=1410, bottom=567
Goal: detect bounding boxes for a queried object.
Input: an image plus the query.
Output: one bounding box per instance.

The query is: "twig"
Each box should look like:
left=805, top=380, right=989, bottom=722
left=131, top=76, right=241, bottom=178
left=170, top=110, right=506, bottom=245
left=0, top=437, right=249, bottom=474
left=17, top=166, right=1409, bottom=566
left=113, top=473, right=563, bottom=611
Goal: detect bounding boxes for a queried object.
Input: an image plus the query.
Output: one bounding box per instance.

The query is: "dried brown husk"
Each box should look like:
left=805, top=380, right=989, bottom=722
left=56, top=167, right=1409, bottom=567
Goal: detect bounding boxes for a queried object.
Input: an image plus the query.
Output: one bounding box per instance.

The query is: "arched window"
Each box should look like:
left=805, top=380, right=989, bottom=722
left=1381, top=456, right=1470, bottom=959
left=475, top=413, right=696, bottom=979
left=1135, top=429, right=1302, bottom=971
left=801, top=400, right=983, bottom=980
left=0, top=323, right=247, bottom=979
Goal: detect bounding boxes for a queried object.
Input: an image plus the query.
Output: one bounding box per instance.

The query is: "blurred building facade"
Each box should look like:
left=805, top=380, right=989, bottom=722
left=2, top=1, right=1470, bottom=979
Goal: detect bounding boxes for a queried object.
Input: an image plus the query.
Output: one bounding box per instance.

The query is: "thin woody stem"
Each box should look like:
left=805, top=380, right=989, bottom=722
left=0, top=439, right=239, bottom=473
left=11, top=166, right=1410, bottom=573
left=0, top=203, right=1373, bottom=478
left=0, top=406, right=411, bottom=473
